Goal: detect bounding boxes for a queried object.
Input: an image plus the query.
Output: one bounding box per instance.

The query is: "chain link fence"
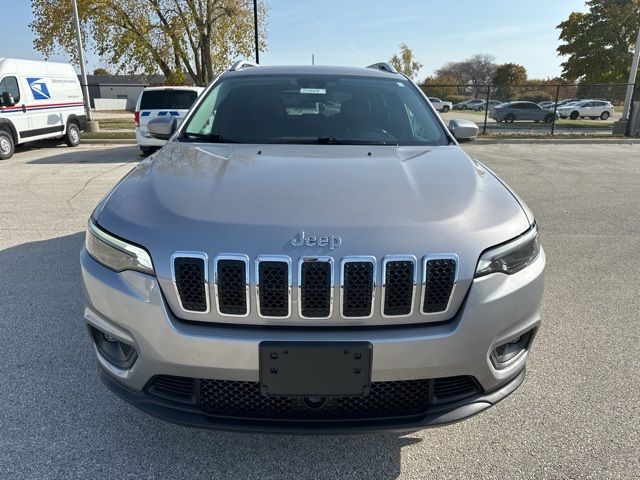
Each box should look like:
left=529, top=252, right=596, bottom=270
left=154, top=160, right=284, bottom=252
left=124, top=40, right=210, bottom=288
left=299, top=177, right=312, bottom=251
left=420, top=82, right=638, bottom=136
left=83, top=83, right=148, bottom=132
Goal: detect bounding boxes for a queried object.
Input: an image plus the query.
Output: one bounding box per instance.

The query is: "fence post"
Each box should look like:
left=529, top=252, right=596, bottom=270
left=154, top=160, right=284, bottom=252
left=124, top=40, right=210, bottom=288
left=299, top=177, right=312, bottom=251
left=550, top=84, right=561, bottom=135
left=482, top=84, right=491, bottom=134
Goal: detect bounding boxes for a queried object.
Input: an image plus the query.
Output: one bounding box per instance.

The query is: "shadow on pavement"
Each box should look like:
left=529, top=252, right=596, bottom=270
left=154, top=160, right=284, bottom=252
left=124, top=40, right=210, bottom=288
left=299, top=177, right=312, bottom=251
left=24, top=143, right=139, bottom=165
left=0, top=233, right=420, bottom=479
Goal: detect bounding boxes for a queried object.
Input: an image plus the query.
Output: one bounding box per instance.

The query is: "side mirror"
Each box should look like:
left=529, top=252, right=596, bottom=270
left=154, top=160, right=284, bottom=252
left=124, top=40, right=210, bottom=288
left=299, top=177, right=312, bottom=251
left=1, top=92, right=15, bottom=107
left=147, top=116, right=177, bottom=140
left=448, top=119, right=479, bottom=142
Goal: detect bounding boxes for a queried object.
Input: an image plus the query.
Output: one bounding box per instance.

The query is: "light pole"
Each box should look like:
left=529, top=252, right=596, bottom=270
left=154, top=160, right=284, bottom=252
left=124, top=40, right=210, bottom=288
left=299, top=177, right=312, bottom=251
left=71, top=0, right=92, bottom=122
left=253, top=0, right=259, bottom=64
left=622, top=28, right=640, bottom=121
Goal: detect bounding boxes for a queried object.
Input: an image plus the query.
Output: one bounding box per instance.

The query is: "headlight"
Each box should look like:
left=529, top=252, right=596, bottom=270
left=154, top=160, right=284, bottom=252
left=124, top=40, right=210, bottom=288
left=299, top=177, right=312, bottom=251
left=86, top=219, right=155, bottom=275
left=475, top=225, right=540, bottom=278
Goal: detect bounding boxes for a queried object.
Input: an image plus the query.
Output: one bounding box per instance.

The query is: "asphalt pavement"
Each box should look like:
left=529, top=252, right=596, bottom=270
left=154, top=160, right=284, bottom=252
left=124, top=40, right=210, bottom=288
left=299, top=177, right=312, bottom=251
left=0, top=140, right=638, bottom=479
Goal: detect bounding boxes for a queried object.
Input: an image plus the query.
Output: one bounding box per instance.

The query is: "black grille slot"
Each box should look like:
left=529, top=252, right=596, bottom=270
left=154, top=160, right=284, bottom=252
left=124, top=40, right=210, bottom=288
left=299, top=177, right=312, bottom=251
left=383, top=260, right=415, bottom=316
left=258, top=261, right=289, bottom=317
left=216, top=259, right=248, bottom=315
left=423, top=258, right=456, bottom=313
left=342, top=261, right=374, bottom=318
left=433, top=376, right=480, bottom=403
left=200, top=378, right=431, bottom=419
left=147, top=375, right=197, bottom=404
left=300, top=261, right=332, bottom=318
left=173, top=256, right=208, bottom=312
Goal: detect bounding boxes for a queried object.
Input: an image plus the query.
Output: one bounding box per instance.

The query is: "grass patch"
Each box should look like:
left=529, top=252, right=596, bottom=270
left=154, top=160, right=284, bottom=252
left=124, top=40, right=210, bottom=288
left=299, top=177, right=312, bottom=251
left=81, top=131, right=135, bottom=140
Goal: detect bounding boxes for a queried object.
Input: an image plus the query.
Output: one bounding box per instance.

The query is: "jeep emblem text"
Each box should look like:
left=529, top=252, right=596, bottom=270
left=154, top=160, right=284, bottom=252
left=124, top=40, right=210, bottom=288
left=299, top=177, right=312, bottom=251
left=291, top=231, right=342, bottom=250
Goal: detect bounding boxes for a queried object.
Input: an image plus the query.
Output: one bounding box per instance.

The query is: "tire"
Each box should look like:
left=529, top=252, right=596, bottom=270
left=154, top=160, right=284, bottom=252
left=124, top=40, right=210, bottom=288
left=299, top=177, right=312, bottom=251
left=544, top=114, right=554, bottom=123
left=505, top=113, right=516, bottom=123
left=64, top=122, right=81, bottom=147
left=569, top=111, right=579, bottom=120
left=140, top=146, right=158, bottom=157
left=442, top=106, right=450, bottom=113
left=461, top=105, right=468, bottom=110
left=600, top=111, right=610, bottom=120
left=0, top=130, right=15, bottom=160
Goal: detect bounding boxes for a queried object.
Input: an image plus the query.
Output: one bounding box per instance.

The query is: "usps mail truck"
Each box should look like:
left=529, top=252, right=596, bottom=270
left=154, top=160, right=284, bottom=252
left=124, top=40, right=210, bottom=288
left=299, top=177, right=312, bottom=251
left=0, top=58, right=86, bottom=160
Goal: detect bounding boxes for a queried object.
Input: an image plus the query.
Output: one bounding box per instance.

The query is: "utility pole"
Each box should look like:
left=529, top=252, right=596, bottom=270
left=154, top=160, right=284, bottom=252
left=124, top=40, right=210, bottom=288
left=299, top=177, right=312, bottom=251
left=622, top=28, right=640, bottom=120
left=253, top=0, right=259, bottom=64
left=72, top=0, right=91, bottom=120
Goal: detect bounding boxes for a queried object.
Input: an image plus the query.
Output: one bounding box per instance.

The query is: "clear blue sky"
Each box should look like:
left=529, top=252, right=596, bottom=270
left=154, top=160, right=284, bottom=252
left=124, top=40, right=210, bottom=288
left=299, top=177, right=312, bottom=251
left=2, top=0, right=587, bottom=80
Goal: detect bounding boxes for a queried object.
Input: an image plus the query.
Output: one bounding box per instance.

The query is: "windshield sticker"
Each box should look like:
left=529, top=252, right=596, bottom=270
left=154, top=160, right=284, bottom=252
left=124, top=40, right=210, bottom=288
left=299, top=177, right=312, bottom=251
left=300, top=88, right=326, bottom=95
left=396, top=82, right=405, bottom=87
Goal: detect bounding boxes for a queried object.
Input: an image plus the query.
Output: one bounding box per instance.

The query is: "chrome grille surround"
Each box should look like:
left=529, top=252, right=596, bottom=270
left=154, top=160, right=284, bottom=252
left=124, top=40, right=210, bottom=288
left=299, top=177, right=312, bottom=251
left=255, top=255, right=292, bottom=319
left=421, top=254, right=459, bottom=315
left=170, top=252, right=210, bottom=314
left=213, top=253, right=250, bottom=317
left=339, top=256, right=377, bottom=319
left=380, top=255, right=418, bottom=318
left=298, top=256, right=334, bottom=319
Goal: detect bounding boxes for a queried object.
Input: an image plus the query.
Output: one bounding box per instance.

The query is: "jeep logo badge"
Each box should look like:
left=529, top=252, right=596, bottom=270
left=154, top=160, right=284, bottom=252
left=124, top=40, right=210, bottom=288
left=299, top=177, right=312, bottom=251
left=291, top=231, right=342, bottom=250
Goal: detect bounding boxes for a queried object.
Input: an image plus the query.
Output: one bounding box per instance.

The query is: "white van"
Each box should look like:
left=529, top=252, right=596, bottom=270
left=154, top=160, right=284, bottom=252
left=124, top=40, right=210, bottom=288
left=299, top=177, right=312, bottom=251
left=134, top=86, right=203, bottom=155
left=0, top=58, right=86, bottom=160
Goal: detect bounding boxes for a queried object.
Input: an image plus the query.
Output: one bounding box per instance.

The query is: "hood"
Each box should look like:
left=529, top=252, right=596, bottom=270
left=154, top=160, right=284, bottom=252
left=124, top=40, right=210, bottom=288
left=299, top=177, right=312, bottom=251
left=95, top=141, right=530, bottom=322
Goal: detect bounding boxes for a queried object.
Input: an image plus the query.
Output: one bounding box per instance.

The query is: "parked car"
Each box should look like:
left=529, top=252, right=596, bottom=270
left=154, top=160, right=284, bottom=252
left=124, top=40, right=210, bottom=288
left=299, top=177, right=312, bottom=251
left=0, top=58, right=86, bottom=160
left=82, top=61, right=544, bottom=433
left=427, top=97, right=452, bottom=112
left=538, top=101, right=555, bottom=109
left=453, top=99, right=485, bottom=110
left=135, top=86, right=204, bottom=155
left=471, top=100, right=503, bottom=111
left=490, top=101, right=558, bottom=123
left=556, top=100, right=613, bottom=120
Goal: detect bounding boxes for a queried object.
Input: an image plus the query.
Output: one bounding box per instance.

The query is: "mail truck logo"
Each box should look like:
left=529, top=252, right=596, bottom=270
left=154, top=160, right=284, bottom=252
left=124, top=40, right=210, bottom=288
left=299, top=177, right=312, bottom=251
left=27, top=78, right=51, bottom=100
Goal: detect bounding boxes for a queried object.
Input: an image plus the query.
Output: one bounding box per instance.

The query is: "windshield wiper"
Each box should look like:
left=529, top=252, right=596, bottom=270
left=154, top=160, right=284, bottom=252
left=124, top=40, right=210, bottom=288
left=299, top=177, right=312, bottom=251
left=316, top=137, right=397, bottom=145
left=181, top=132, right=244, bottom=143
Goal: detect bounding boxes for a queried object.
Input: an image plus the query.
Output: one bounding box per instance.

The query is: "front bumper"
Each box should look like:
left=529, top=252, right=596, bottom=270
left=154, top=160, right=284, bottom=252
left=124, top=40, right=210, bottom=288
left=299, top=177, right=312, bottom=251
left=81, top=247, right=545, bottom=432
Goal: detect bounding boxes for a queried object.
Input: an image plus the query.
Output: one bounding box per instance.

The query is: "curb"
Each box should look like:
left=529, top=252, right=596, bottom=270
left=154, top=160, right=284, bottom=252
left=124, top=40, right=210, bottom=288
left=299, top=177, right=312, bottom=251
left=81, top=138, right=136, bottom=144
left=473, top=138, right=638, bottom=145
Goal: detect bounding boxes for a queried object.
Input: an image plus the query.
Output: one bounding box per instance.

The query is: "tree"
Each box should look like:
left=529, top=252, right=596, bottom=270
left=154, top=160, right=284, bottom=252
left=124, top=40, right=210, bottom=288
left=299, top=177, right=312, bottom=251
left=420, top=75, right=458, bottom=99
left=389, top=43, right=423, bottom=80
left=435, top=54, right=497, bottom=86
left=30, top=0, right=268, bottom=86
left=93, top=67, right=112, bottom=75
left=557, top=0, right=640, bottom=82
left=493, top=63, right=527, bottom=85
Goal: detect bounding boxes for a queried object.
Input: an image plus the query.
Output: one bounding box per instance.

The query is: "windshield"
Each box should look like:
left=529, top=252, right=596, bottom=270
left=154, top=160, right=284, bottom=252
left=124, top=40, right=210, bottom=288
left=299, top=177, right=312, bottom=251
left=140, top=90, right=198, bottom=110
left=180, top=74, right=449, bottom=145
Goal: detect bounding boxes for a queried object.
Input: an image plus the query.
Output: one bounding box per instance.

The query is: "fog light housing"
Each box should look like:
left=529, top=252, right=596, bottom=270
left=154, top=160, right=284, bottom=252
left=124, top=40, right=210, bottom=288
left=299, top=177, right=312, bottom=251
left=491, top=329, right=534, bottom=367
left=89, top=326, right=137, bottom=369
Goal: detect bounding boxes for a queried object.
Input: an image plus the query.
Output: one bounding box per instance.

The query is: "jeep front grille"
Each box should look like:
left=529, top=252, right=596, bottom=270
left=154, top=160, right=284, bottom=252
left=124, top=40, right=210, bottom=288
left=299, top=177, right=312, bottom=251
left=381, top=256, right=417, bottom=317
left=340, top=257, right=376, bottom=318
left=299, top=257, right=334, bottom=318
left=422, top=256, right=458, bottom=314
left=171, top=253, right=209, bottom=313
left=214, top=255, right=250, bottom=316
left=170, top=253, right=458, bottom=321
left=256, top=256, right=291, bottom=318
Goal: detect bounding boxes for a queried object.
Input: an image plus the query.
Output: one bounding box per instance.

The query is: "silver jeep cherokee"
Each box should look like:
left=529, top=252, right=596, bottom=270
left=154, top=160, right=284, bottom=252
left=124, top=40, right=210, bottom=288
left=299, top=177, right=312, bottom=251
left=81, top=61, right=545, bottom=433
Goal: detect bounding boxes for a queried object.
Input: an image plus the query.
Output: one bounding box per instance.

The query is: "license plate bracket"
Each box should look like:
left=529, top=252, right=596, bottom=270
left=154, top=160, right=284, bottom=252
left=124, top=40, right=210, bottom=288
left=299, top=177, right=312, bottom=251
left=259, top=342, right=372, bottom=396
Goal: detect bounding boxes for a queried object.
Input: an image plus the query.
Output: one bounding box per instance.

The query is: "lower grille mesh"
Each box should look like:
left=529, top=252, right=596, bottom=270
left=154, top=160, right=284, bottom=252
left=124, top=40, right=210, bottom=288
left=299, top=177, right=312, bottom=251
left=146, top=375, right=481, bottom=420
left=300, top=261, right=332, bottom=318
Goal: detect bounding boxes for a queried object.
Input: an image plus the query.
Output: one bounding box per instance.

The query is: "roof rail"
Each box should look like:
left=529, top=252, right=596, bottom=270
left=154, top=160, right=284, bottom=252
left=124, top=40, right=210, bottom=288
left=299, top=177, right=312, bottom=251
left=229, top=59, right=259, bottom=71
left=367, top=62, right=398, bottom=74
